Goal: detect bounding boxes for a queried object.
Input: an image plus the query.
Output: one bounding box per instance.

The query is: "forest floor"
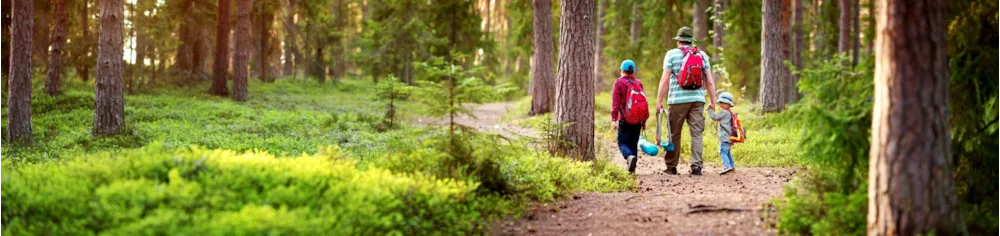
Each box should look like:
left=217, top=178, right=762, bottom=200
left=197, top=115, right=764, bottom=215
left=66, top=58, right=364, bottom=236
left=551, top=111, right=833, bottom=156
left=430, top=102, right=797, bottom=235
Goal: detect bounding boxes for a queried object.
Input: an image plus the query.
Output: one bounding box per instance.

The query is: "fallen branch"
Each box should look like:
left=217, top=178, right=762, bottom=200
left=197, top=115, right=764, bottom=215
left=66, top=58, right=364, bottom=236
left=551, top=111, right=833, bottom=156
left=684, top=204, right=751, bottom=214
left=624, top=193, right=670, bottom=202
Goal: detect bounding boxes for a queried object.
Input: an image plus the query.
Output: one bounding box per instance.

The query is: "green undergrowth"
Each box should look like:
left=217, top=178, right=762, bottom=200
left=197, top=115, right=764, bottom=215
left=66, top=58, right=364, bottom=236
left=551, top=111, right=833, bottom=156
left=2, top=78, right=420, bottom=163
left=2, top=77, right=635, bottom=234
left=2, top=144, right=488, bottom=235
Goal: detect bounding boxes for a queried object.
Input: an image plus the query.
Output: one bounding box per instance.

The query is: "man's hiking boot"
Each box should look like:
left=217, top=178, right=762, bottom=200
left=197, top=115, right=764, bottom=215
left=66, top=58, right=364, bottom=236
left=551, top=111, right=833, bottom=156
left=719, top=168, right=733, bottom=175
left=663, top=167, right=678, bottom=175
left=690, top=166, right=703, bottom=176
left=627, top=155, right=638, bottom=173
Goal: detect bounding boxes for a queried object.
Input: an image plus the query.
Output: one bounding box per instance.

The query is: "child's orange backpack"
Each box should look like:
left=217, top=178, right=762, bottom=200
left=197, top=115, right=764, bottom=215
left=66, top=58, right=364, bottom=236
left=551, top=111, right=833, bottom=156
left=728, top=110, right=746, bottom=143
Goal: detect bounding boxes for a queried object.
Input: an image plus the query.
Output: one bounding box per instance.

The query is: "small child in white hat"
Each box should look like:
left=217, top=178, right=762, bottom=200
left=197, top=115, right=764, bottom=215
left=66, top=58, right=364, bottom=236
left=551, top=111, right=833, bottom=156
left=707, top=92, right=737, bottom=175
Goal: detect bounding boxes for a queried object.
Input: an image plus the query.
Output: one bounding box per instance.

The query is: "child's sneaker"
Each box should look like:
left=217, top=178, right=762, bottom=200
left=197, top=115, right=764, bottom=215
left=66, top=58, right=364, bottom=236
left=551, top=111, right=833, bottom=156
left=719, top=168, right=734, bottom=175
left=627, top=155, right=638, bottom=173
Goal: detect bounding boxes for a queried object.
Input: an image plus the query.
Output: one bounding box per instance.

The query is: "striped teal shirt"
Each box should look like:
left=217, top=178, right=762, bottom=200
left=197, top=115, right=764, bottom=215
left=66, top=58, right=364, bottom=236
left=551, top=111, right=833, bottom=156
left=662, top=46, right=711, bottom=105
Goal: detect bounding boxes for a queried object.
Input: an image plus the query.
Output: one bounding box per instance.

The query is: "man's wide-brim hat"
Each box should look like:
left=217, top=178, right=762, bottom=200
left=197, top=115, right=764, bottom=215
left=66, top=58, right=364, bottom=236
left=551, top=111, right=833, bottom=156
left=673, top=26, right=697, bottom=42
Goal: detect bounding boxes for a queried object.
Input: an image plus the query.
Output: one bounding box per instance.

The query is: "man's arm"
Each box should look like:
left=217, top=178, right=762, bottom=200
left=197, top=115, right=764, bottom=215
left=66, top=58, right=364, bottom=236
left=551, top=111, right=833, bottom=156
left=706, top=70, right=718, bottom=110
left=656, top=69, right=671, bottom=111
left=703, top=52, right=718, bottom=109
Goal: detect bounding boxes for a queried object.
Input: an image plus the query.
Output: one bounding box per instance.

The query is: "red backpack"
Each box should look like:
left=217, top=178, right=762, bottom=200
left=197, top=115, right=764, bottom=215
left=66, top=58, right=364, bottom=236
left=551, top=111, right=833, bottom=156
left=676, top=47, right=707, bottom=90
left=621, top=78, right=650, bottom=125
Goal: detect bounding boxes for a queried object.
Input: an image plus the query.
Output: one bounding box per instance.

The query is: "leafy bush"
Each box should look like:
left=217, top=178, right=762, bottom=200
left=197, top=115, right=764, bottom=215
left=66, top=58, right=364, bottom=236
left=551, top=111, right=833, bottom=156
left=1, top=144, right=488, bottom=235
left=946, top=1, right=999, bottom=233
left=777, top=55, right=873, bottom=235
left=374, top=130, right=635, bottom=202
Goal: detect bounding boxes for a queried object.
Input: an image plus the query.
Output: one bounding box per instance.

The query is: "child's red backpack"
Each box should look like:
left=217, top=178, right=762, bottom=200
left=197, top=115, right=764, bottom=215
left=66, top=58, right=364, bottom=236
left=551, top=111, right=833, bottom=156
left=676, top=47, right=707, bottom=90
left=621, top=78, right=649, bottom=125
left=728, top=110, right=746, bottom=143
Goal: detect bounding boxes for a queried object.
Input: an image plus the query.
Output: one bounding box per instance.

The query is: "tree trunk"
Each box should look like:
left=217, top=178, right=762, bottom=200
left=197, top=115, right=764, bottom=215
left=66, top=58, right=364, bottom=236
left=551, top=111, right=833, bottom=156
left=554, top=0, right=596, bottom=161
left=2, top=2, right=11, bottom=78
left=868, top=0, right=965, bottom=234
left=257, top=8, right=274, bottom=82
left=81, top=0, right=91, bottom=82
left=594, top=0, right=607, bottom=92
left=851, top=0, right=860, bottom=66
left=866, top=0, right=874, bottom=53
left=712, top=0, right=727, bottom=87
left=838, top=0, right=850, bottom=53
left=485, top=0, right=492, bottom=34
left=211, top=0, right=231, bottom=96
left=529, top=0, right=556, bottom=116
left=759, top=0, right=785, bottom=113
left=94, top=0, right=125, bottom=136
left=173, top=0, right=210, bottom=76
left=45, top=0, right=69, bottom=96
left=693, top=0, right=710, bottom=46
left=713, top=0, right=727, bottom=53
left=789, top=0, right=803, bottom=103
left=779, top=0, right=791, bottom=107
left=33, top=3, right=50, bottom=68
left=282, top=0, right=296, bottom=76
left=7, top=0, right=33, bottom=143
left=232, top=0, right=252, bottom=101
left=630, top=1, right=640, bottom=46
left=252, top=4, right=274, bottom=81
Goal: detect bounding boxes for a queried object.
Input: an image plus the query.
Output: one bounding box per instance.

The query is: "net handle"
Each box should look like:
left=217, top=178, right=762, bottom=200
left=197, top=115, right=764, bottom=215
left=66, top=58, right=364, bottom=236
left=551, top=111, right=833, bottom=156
left=655, top=108, right=671, bottom=145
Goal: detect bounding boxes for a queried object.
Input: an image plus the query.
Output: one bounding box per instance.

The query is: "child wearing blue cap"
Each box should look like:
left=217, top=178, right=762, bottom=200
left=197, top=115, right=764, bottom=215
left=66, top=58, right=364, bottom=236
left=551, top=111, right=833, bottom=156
left=707, top=92, right=737, bottom=175
left=611, top=59, right=650, bottom=174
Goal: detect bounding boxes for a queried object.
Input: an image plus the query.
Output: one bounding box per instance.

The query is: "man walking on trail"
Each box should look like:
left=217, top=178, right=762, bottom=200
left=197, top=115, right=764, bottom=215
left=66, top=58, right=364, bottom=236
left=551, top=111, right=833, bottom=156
left=655, top=26, right=719, bottom=176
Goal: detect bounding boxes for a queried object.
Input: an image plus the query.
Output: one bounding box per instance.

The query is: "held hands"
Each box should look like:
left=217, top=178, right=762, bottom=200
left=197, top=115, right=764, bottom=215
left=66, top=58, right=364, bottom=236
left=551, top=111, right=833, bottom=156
left=656, top=102, right=664, bottom=111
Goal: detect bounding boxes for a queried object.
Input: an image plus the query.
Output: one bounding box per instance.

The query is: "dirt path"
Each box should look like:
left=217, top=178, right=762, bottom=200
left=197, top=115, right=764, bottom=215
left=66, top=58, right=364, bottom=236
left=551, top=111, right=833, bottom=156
left=493, top=157, right=795, bottom=235
left=422, top=102, right=795, bottom=235
left=413, top=102, right=536, bottom=138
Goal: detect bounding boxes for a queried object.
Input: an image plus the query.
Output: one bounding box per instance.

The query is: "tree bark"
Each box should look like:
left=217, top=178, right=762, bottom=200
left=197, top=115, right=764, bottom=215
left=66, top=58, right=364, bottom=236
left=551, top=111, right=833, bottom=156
left=630, top=1, right=641, bottom=46
left=780, top=0, right=792, bottom=107
left=2, top=2, right=11, bottom=78
left=838, top=0, right=851, bottom=53
left=81, top=0, right=91, bottom=82
left=94, top=0, right=126, bottom=136
left=211, top=0, right=231, bottom=96
left=713, top=0, right=727, bottom=53
left=33, top=3, right=51, bottom=68
left=867, top=0, right=965, bottom=234
left=851, top=0, right=860, bottom=66
left=173, top=0, right=210, bottom=75
left=693, top=0, right=710, bottom=45
left=594, top=0, right=607, bottom=92
left=712, top=0, right=727, bottom=87
left=252, top=4, right=275, bottom=81
left=232, top=0, right=252, bottom=101
left=759, top=0, right=785, bottom=113
left=7, top=0, right=33, bottom=143
left=529, top=0, right=556, bottom=116
left=866, top=0, right=874, bottom=53
left=789, top=0, right=803, bottom=103
left=554, top=0, right=596, bottom=161
left=282, top=0, right=297, bottom=76
left=485, top=0, right=492, bottom=34
left=46, top=0, right=69, bottom=96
